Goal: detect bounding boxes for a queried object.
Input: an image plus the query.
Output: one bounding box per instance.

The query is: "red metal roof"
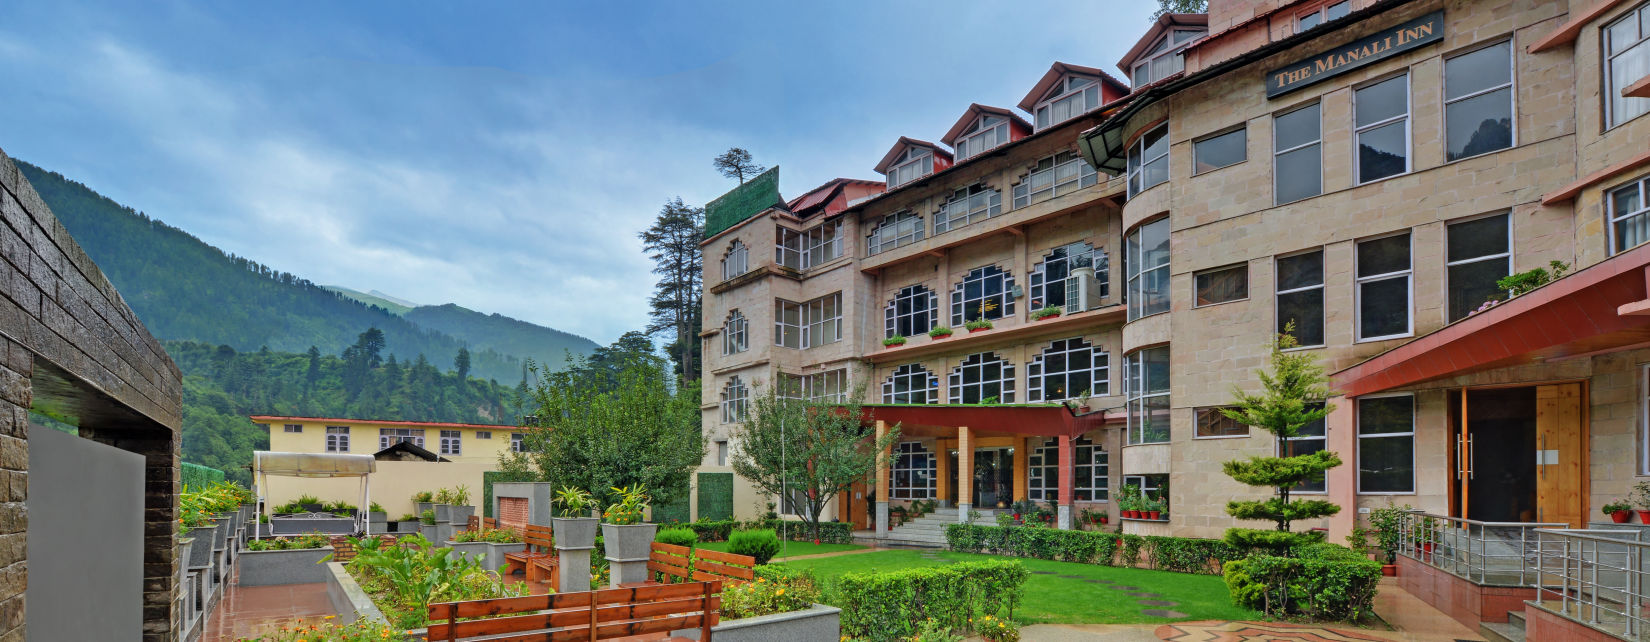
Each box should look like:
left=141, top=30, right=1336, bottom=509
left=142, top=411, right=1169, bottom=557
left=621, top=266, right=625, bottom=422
left=1331, top=242, right=1650, bottom=397
left=250, top=415, right=520, bottom=430
left=873, top=137, right=953, bottom=174
left=1118, top=13, right=1210, bottom=73
left=1018, top=62, right=1133, bottom=113
left=940, top=104, right=1033, bottom=146
left=858, top=404, right=1120, bottom=438
left=786, top=178, right=884, bottom=214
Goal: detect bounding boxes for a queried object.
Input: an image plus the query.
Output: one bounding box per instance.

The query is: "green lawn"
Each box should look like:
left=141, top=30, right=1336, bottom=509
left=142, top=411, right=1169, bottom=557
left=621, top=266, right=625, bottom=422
left=777, top=550, right=1259, bottom=625
left=695, top=540, right=868, bottom=559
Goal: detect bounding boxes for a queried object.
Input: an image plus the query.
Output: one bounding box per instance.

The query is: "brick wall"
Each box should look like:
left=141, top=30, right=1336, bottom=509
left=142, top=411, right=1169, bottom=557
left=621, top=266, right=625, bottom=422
left=497, top=497, right=529, bottom=527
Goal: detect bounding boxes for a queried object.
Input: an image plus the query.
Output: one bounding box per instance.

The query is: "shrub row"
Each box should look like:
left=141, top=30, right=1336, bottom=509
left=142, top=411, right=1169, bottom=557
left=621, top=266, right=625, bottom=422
left=944, top=524, right=1240, bottom=574
left=745, top=519, right=854, bottom=544
left=1223, top=543, right=1382, bottom=620
left=834, top=559, right=1027, bottom=641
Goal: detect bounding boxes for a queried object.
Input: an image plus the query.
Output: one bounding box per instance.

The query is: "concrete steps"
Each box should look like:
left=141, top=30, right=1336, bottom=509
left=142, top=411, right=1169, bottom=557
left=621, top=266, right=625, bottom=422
left=1480, top=610, right=1526, bottom=642
left=853, top=508, right=964, bottom=549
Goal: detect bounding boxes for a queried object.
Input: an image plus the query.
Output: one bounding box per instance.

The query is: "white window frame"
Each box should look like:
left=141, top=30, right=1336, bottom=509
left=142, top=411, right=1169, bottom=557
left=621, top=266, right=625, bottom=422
left=440, top=430, right=462, bottom=456
left=1077, top=439, right=1109, bottom=502
left=511, top=433, right=526, bottom=453
left=1122, top=474, right=1166, bottom=509
left=1606, top=4, right=1650, bottom=129
left=723, top=310, right=748, bottom=355
left=1445, top=212, right=1513, bottom=323
left=948, top=352, right=1016, bottom=404
left=804, top=222, right=842, bottom=267
left=1127, top=123, right=1170, bottom=198
left=1352, top=73, right=1412, bottom=185
left=776, top=228, right=802, bottom=270
left=721, top=240, right=748, bottom=281
left=1356, top=393, right=1417, bottom=495
left=1034, top=75, right=1102, bottom=130
left=1275, top=248, right=1326, bottom=349
left=883, top=363, right=939, bottom=404
left=867, top=210, right=924, bottom=255
left=886, top=149, right=935, bottom=188
left=1609, top=174, right=1650, bottom=255
left=379, top=428, right=425, bottom=450
left=1027, top=337, right=1110, bottom=402
left=1130, top=29, right=1204, bottom=86
left=720, top=376, right=749, bottom=424
left=1274, top=102, right=1323, bottom=205
left=802, top=293, right=842, bottom=348
left=1297, top=0, right=1350, bottom=32
left=954, top=115, right=1011, bottom=159
left=890, top=441, right=937, bottom=500
left=325, top=426, right=350, bottom=452
left=1012, top=152, right=1098, bottom=208
left=1443, top=39, right=1516, bottom=163
left=801, top=369, right=848, bottom=403
left=1125, top=347, right=1170, bottom=445
left=1354, top=231, right=1414, bottom=342
left=950, top=266, right=1016, bottom=326
left=1125, top=218, right=1171, bottom=322
left=885, top=285, right=938, bottom=339
left=934, top=185, right=1003, bottom=234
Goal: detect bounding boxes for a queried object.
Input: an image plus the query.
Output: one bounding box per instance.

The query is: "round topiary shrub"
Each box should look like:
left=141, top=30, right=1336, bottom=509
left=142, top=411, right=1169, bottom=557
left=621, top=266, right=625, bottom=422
left=727, top=529, right=781, bottom=564
left=655, top=527, right=697, bottom=548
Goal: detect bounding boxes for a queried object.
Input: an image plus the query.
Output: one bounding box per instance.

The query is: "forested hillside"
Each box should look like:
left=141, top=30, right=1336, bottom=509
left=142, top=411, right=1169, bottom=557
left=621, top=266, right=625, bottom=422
left=405, top=304, right=595, bottom=369
left=173, top=330, right=529, bottom=482
left=16, top=161, right=594, bottom=382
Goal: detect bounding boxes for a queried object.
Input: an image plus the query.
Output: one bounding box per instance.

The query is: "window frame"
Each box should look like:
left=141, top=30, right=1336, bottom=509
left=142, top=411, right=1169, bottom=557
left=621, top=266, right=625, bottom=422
left=1027, top=438, right=1061, bottom=501
left=955, top=115, right=1011, bottom=159
left=1030, top=242, right=1106, bottom=310
left=887, top=149, right=935, bottom=188
left=890, top=441, right=937, bottom=500
left=883, top=363, right=940, bottom=404
left=885, top=285, right=938, bottom=339
left=1034, top=75, right=1103, bottom=130
left=723, top=310, right=748, bottom=355
left=511, top=433, right=527, bottom=453
left=801, top=293, right=843, bottom=348
left=1193, top=407, right=1250, bottom=439
left=1352, top=72, right=1412, bottom=185
left=440, top=430, right=462, bottom=456
left=1354, top=231, right=1415, bottom=342
left=1296, top=0, right=1351, bottom=32
left=1125, top=347, right=1171, bottom=445
left=1609, top=174, right=1650, bottom=255
left=1130, top=28, right=1205, bottom=86
left=867, top=210, right=924, bottom=255
left=1605, top=4, right=1650, bottom=129
left=715, top=440, right=729, bottom=467
left=1125, top=218, right=1172, bottom=321
left=934, top=184, right=1004, bottom=234
left=379, top=428, right=425, bottom=450
left=1127, top=122, right=1170, bottom=198
left=325, top=426, right=350, bottom=453
left=948, top=352, right=1016, bottom=404
left=284, top=424, right=303, bottom=433
left=1026, top=337, right=1110, bottom=402
left=1356, top=393, right=1417, bottom=495
left=1274, top=102, right=1323, bottom=205
left=1283, top=404, right=1329, bottom=494
left=1012, top=152, right=1099, bottom=208
left=722, top=240, right=749, bottom=281
left=801, top=369, right=848, bottom=403
left=1192, top=126, right=1247, bottom=175
left=775, top=299, right=802, bottom=349
left=720, top=376, right=749, bottom=424
left=1075, top=437, right=1109, bottom=502
left=1442, top=39, right=1516, bottom=163
left=950, top=266, right=1017, bottom=326
left=1275, top=248, right=1327, bottom=349
left=1193, top=263, right=1249, bottom=308
left=1445, top=212, right=1513, bottom=322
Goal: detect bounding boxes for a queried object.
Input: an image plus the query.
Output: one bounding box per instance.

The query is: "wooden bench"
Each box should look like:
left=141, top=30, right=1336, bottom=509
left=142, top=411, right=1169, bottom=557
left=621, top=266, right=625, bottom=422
left=425, top=580, right=722, bottom=641
left=501, top=523, right=558, bottom=583
left=648, top=543, right=756, bottom=584
left=465, top=516, right=498, bottom=532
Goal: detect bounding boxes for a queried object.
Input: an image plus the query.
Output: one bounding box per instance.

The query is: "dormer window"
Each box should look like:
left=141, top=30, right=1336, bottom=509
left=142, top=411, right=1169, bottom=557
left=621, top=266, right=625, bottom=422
left=886, top=149, right=934, bottom=188
left=954, top=115, right=1010, bottom=160
left=1035, top=76, right=1102, bottom=130
left=1130, top=28, right=1206, bottom=87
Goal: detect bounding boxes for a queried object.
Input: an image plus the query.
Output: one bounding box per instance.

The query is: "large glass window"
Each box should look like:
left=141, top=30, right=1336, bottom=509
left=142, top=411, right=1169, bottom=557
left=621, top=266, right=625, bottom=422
left=1283, top=404, right=1327, bottom=493
left=720, top=376, right=749, bottom=423
left=440, top=430, right=462, bottom=456
left=1035, top=75, right=1103, bottom=130
left=511, top=433, right=526, bottom=453
left=883, top=364, right=939, bottom=404
left=1358, top=395, right=1415, bottom=493
left=1130, top=28, right=1206, bottom=86
left=951, top=266, right=1016, bottom=325
left=1193, top=128, right=1246, bottom=174
left=1194, top=264, right=1247, bottom=306
left=867, top=211, right=924, bottom=255
left=949, top=352, right=1016, bottom=404
left=1030, top=242, right=1106, bottom=310
left=1123, top=474, right=1168, bottom=511
left=885, top=285, right=938, bottom=339
left=781, top=223, right=844, bottom=269
left=891, top=442, right=936, bottom=499
left=1356, top=233, right=1413, bottom=341
left=1027, top=438, right=1060, bottom=501
left=1127, top=123, right=1170, bottom=197
left=1012, top=152, right=1099, bottom=208
left=1444, top=41, right=1514, bottom=161
left=721, top=240, right=748, bottom=281
left=1076, top=438, right=1108, bottom=501
left=886, top=148, right=935, bottom=188
left=777, top=229, right=801, bottom=270
left=1194, top=407, right=1248, bottom=438
left=1354, top=74, right=1410, bottom=184
left=955, top=115, right=1011, bottom=159
left=723, top=310, right=748, bottom=354
left=803, top=293, right=842, bottom=348
left=1606, top=5, right=1650, bottom=128
left=1611, top=175, right=1650, bottom=254
left=1274, top=103, right=1322, bottom=204
left=1276, top=250, right=1325, bottom=347
left=934, top=185, right=1003, bottom=233
left=1446, top=213, right=1511, bottom=322
left=1027, top=338, right=1109, bottom=402
left=1125, top=347, right=1170, bottom=445
left=775, top=299, right=802, bottom=348
left=785, top=369, right=848, bottom=403
left=1126, top=218, right=1171, bottom=321
left=326, top=426, right=350, bottom=452
left=379, top=428, right=425, bottom=450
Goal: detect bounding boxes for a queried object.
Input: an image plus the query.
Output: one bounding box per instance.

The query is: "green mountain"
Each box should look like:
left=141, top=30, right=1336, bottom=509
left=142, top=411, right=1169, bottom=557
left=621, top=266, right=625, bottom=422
left=324, top=286, right=415, bottom=315
left=405, top=304, right=594, bottom=371
left=15, top=160, right=597, bottom=382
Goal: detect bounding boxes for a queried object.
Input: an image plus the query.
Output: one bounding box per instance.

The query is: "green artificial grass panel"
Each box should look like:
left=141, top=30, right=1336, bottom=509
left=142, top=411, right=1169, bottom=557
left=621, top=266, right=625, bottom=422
left=696, top=540, right=867, bottom=559
left=778, top=550, right=1260, bottom=625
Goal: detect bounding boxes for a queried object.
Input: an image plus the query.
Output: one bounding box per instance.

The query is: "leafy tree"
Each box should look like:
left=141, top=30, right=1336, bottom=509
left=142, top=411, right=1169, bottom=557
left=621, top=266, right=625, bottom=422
left=499, top=348, right=702, bottom=509
left=1219, top=329, right=1340, bottom=552
left=729, top=384, right=900, bottom=541
left=712, top=147, right=766, bottom=184
left=1154, top=0, right=1208, bottom=19
left=639, top=198, right=704, bottom=384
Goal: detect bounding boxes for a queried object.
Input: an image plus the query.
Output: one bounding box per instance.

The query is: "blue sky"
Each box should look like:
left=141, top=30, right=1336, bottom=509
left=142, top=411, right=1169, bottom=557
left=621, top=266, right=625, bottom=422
left=0, top=1, right=1155, bottom=345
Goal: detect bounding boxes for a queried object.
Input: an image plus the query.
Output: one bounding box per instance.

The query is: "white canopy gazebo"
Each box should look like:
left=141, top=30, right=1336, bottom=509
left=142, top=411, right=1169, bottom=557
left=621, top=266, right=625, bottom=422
left=252, top=451, right=376, bottom=538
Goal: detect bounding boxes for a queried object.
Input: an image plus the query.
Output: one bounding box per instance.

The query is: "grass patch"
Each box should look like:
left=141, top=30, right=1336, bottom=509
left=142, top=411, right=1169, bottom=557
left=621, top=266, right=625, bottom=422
left=777, top=550, right=1259, bottom=624
left=696, top=540, right=866, bottom=559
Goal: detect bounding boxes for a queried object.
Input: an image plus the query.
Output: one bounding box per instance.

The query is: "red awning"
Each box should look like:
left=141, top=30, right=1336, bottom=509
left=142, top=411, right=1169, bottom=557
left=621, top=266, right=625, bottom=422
left=858, top=404, right=1120, bottom=438
left=1332, top=243, right=1650, bottom=397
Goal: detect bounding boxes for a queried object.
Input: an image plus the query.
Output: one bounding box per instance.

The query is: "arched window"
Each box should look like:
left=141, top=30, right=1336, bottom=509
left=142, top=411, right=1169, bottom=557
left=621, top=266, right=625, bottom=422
left=719, top=376, right=748, bottom=423
left=1027, top=436, right=1107, bottom=501
left=890, top=442, right=936, bottom=499
left=721, top=240, right=748, bottom=281
left=948, top=352, right=1015, bottom=404
left=1030, top=242, right=1107, bottom=310
left=885, top=285, right=938, bottom=339
left=867, top=210, right=924, bottom=255
left=950, top=266, right=1016, bottom=326
left=1027, top=338, right=1109, bottom=402
left=882, top=364, right=939, bottom=404
left=722, top=311, right=748, bottom=355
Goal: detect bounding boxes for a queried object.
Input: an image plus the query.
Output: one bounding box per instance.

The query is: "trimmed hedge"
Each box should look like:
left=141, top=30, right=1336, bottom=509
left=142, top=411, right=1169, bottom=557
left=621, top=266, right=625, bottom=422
left=834, top=559, right=1027, bottom=641
left=745, top=519, right=854, bottom=544
left=1223, top=543, right=1382, bottom=621
left=696, top=472, right=734, bottom=521
left=944, top=524, right=1240, bottom=575
left=685, top=519, right=737, bottom=542
left=181, top=462, right=225, bottom=490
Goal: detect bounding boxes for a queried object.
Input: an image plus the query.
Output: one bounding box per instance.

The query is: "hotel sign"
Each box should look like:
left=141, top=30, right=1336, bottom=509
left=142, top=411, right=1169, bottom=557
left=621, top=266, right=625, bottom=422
left=1266, top=11, right=1444, bottom=98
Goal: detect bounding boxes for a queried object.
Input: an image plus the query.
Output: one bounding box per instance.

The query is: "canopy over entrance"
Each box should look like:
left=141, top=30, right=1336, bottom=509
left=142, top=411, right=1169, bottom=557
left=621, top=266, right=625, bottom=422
left=858, top=403, right=1119, bottom=439
left=252, top=451, right=377, bottom=538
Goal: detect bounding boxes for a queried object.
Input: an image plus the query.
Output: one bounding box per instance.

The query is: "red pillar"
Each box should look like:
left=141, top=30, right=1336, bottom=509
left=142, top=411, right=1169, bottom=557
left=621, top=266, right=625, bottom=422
left=1057, top=434, right=1076, bottom=529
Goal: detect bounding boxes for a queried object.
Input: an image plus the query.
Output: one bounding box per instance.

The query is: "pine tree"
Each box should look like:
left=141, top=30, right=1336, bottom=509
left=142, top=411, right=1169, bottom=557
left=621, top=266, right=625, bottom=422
left=712, top=148, right=766, bottom=184
left=1219, top=328, right=1341, bottom=552
left=454, top=347, right=471, bottom=381
left=638, top=198, right=704, bottom=384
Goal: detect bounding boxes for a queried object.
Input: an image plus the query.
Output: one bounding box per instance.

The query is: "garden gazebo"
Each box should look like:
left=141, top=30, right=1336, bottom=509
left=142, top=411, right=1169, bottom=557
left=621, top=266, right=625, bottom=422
left=251, top=451, right=377, bottom=538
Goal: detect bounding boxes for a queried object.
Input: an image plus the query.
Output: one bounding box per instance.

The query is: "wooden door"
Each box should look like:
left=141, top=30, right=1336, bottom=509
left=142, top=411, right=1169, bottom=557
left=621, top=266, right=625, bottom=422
left=1536, top=383, right=1586, bottom=528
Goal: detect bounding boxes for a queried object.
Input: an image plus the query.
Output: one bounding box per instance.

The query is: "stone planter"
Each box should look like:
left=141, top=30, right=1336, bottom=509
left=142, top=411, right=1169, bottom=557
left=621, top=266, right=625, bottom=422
left=300, top=503, right=325, bottom=513
left=209, top=517, right=232, bottom=551
left=674, top=603, right=841, bottom=641
left=602, top=523, right=658, bottom=586
left=448, top=505, right=475, bottom=526
left=447, top=540, right=525, bottom=572
left=394, top=520, right=421, bottom=534
left=433, top=504, right=454, bottom=523
left=240, top=547, right=333, bottom=586
left=421, top=522, right=453, bottom=544
left=554, top=517, right=599, bottom=547
left=367, top=511, right=387, bottom=524
left=183, top=530, right=213, bottom=568
left=416, top=501, right=434, bottom=517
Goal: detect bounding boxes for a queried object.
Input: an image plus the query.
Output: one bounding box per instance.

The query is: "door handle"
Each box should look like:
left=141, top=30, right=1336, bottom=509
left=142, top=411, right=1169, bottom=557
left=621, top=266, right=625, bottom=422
left=1466, top=435, right=1474, bottom=480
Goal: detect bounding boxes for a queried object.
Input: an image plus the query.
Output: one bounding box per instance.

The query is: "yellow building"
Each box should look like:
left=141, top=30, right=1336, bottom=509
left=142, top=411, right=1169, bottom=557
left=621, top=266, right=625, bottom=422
left=252, top=416, right=523, bottom=519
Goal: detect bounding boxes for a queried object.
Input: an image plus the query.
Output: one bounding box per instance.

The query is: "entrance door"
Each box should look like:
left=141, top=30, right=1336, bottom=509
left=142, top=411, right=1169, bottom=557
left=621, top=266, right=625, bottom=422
left=1536, top=383, right=1587, bottom=528
left=972, top=448, right=1014, bottom=508
left=1454, top=388, right=1537, bottom=522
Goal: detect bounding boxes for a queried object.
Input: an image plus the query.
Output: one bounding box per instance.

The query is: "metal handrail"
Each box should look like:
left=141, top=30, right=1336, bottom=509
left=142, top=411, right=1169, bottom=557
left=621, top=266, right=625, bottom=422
left=1396, top=511, right=1568, bottom=586
left=1533, top=527, right=1649, bottom=639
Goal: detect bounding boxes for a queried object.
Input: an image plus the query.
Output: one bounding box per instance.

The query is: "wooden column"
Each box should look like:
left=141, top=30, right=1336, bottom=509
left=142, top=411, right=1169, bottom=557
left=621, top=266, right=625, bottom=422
left=1057, top=434, right=1076, bottom=529
left=957, top=427, right=974, bottom=510
left=874, top=420, right=890, bottom=538
left=1012, top=436, right=1028, bottom=502
left=934, top=441, right=951, bottom=507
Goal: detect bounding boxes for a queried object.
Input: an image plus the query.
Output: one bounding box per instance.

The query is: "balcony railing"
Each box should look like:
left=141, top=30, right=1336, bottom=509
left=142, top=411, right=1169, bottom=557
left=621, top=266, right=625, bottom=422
left=1533, top=527, right=1650, bottom=639
left=1397, top=511, right=1567, bottom=586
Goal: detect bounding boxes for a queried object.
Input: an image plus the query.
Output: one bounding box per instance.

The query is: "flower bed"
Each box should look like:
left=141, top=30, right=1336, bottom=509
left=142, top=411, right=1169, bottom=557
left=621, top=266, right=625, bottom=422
left=341, top=534, right=528, bottom=630
left=448, top=527, right=525, bottom=573
left=673, top=565, right=840, bottom=641
left=944, top=524, right=1239, bottom=575
left=240, top=534, right=335, bottom=586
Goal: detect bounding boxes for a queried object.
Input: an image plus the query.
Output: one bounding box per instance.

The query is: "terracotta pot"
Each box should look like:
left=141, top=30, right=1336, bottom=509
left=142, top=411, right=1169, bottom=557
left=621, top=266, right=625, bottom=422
left=968, top=327, right=989, bottom=333
left=1637, top=510, right=1650, bottom=524
left=1421, top=542, right=1435, bottom=553
left=1012, top=513, right=1020, bottom=521
left=1148, top=511, right=1161, bottom=520
left=1614, top=510, right=1633, bottom=523
left=1099, top=517, right=1108, bottom=524
left=931, top=333, right=951, bottom=340
left=1036, top=313, right=1060, bottom=320
left=1382, top=564, right=1397, bottom=577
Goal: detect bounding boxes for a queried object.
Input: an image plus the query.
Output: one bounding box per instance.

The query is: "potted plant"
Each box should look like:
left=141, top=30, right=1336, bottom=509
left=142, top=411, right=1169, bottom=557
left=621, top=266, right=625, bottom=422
left=1145, top=496, right=1163, bottom=521
left=297, top=493, right=324, bottom=513
left=432, top=487, right=456, bottom=523
left=882, top=335, right=906, bottom=347
left=240, top=533, right=333, bottom=586
left=1031, top=305, right=1062, bottom=321
left=367, top=502, right=387, bottom=526
left=1631, top=481, right=1650, bottom=523
left=449, top=526, right=525, bottom=572
left=419, top=509, right=444, bottom=543
left=412, top=491, right=435, bottom=517
left=1368, top=504, right=1411, bottom=576
left=602, top=485, right=657, bottom=585
left=1605, top=500, right=1634, bottom=524
left=448, top=485, right=475, bottom=525
left=966, top=318, right=994, bottom=333
left=393, top=513, right=421, bottom=533
left=929, top=326, right=953, bottom=340
left=554, top=486, right=600, bottom=548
